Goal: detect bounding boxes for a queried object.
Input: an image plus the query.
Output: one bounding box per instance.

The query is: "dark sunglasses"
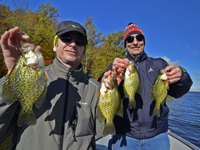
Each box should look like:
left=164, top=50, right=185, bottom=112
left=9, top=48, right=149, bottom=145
left=59, top=36, right=85, bottom=46
left=126, top=34, right=144, bottom=43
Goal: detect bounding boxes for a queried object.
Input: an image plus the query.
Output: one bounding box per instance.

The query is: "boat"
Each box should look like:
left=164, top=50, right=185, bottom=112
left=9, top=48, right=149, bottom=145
left=95, top=130, right=200, bottom=150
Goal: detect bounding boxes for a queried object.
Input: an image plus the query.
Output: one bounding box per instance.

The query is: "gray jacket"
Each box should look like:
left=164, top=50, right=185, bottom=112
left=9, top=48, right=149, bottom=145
left=0, top=58, right=104, bottom=150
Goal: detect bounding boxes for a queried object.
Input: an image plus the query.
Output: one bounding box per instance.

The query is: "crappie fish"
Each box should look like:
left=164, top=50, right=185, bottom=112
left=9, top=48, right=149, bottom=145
left=123, top=61, right=141, bottom=109
left=151, top=69, right=173, bottom=117
left=97, top=73, right=123, bottom=136
left=0, top=43, right=48, bottom=127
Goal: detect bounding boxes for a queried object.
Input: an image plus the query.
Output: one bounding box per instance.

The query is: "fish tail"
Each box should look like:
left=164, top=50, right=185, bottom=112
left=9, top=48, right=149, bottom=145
left=17, top=109, right=36, bottom=127
left=153, top=105, right=161, bottom=118
left=103, top=122, right=116, bottom=136
left=128, top=96, right=136, bottom=109
left=166, top=95, right=173, bottom=101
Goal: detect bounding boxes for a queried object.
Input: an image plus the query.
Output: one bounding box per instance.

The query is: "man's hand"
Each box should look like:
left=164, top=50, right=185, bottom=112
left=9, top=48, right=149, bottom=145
left=0, top=27, right=30, bottom=74
left=101, top=58, right=129, bottom=86
left=165, top=64, right=182, bottom=84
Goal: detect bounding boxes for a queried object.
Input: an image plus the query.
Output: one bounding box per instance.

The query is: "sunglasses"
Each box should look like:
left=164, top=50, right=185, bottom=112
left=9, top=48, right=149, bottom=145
left=59, top=36, right=85, bottom=46
left=126, top=34, right=144, bottom=43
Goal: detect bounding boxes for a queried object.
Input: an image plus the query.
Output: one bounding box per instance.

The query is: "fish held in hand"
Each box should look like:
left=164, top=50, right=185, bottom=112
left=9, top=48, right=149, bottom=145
left=123, top=61, right=141, bottom=109
left=1, top=43, right=48, bottom=127
left=151, top=69, right=173, bottom=117
left=97, top=73, right=123, bottom=136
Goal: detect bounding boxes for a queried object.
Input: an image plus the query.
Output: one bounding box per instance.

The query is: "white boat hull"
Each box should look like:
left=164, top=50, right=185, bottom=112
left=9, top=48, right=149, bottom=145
left=96, top=131, right=200, bottom=150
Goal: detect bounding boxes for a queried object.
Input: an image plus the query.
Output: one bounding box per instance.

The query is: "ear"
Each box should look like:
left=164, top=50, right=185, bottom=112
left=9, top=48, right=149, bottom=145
left=53, top=45, right=57, bottom=52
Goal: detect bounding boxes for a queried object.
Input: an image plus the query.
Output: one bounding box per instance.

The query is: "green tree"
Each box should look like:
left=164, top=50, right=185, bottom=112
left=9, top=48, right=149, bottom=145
left=0, top=4, right=13, bottom=35
left=91, top=31, right=126, bottom=79
left=82, top=16, right=103, bottom=76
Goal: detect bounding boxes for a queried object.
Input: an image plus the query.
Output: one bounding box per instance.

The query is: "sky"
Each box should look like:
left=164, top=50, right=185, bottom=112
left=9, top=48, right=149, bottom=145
left=2, top=0, right=200, bottom=92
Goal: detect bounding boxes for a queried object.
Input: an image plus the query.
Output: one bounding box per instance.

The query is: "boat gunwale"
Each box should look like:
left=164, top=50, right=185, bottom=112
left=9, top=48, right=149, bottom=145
left=168, top=131, right=200, bottom=150
left=95, top=132, right=200, bottom=150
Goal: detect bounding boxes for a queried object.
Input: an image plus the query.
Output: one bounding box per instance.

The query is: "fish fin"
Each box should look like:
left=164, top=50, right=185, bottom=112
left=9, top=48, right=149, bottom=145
left=104, top=92, right=109, bottom=101
left=17, top=109, right=36, bottom=127
left=150, top=94, right=154, bottom=102
left=0, top=77, right=16, bottom=104
left=34, top=83, right=47, bottom=109
left=34, top=69, right=39, bottom=79
left=123, top=78, right=129, bottom=98
left=150, top=86, right=155, bottom=102
left=166, top=95, right=173, bottom=101
left=116, top=99, right=123, bottom=118
left=97, top=92, right=101, bottom=99
left=34, top=89, right=46, bottom=108
left=123, top=85, right=129, bottom=98
left=44, top=71, right=48, bottom=79
left=103, top=122, right=116, bottom=136
left=153, top=105, right=161, bottom=118
left=97, top=106, right=105, bottom=123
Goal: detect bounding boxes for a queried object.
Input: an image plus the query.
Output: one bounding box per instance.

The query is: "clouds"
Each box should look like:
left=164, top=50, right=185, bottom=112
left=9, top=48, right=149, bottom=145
left=195, top=71, right=200, bottom=75
left=160, top=41, right=199, bottom=57
left=161, top=56, right=179, bottom=65
left=191, top=50, right=200, bottom=56
left=185, top=45, right=192, bottom=50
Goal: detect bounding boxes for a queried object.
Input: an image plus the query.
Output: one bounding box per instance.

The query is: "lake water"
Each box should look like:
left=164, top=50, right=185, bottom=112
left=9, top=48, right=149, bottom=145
left=167, top=92, right=200, bottom=148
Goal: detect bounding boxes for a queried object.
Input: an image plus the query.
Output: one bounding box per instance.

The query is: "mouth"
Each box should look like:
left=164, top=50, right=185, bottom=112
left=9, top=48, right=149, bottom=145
left=131, top=47, right=140, bottom=49
left=65, top=49, right=76, bottom=54
left=105, top=85, right=110, bottom=90
left=64, top=49, right=79, bottom=57
left=31, top=62, right=39, bottom=68
left=127, top=67, right=132, bottom=73
left=161, top=79, right=167, bottom=82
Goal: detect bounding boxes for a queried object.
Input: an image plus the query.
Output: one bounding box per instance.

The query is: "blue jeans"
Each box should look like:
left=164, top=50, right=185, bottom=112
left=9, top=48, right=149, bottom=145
left=107, top=132, right=170, bottom=150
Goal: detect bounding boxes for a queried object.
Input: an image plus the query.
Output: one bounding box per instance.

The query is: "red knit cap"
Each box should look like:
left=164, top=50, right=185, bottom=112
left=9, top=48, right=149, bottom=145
left=124, top=23, right=145, bottom=47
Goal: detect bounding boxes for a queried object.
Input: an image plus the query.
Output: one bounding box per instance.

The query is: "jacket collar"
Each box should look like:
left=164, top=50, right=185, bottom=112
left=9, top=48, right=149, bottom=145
left=126, top=51, right=147, bottom=62
left=51, top=58, right=83, bottom=82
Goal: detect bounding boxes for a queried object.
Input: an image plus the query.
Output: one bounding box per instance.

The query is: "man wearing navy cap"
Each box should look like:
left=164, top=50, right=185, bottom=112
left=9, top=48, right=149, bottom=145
left=0, top=21, right=105, bottom=149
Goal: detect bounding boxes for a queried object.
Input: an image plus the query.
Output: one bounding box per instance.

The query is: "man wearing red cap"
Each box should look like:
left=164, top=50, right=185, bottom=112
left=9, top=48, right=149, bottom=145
left=99, top=23, right=193, bottom=150
left=0, top=21, right=105, bottom=149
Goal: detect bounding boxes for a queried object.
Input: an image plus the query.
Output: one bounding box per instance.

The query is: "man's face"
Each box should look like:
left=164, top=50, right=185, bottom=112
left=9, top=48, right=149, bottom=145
left=125, top=34, right=144, bottom=56
left=53, top=31, right=85, bottom=68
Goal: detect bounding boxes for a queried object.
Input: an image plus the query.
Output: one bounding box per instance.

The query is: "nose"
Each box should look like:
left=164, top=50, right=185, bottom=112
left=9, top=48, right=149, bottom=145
left=68, top=39, right=76, bottom=47
left=133, top=37, right=138, bottom=45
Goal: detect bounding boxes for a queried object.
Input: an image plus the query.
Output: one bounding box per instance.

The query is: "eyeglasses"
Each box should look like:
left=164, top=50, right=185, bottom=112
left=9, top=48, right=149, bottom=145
left=126, top=34, right=144, bottom=43
left=59, top=36, right=85, bottom=46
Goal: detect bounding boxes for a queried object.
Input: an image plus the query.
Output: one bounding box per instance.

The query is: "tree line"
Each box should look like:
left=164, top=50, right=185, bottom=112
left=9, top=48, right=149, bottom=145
left=0, top=2, right=126, bottom=80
